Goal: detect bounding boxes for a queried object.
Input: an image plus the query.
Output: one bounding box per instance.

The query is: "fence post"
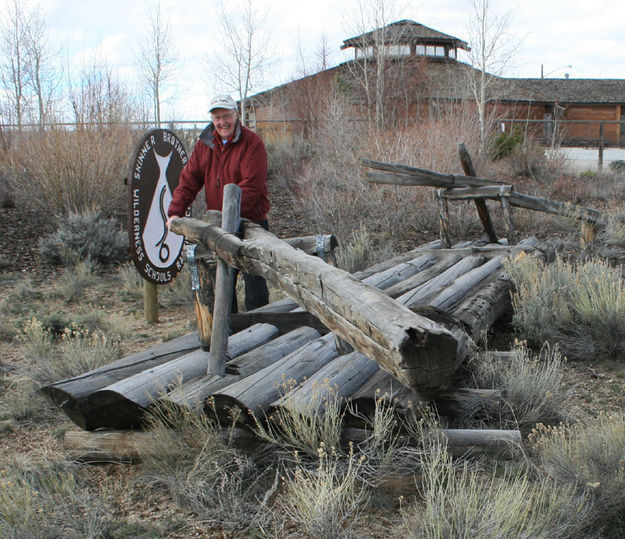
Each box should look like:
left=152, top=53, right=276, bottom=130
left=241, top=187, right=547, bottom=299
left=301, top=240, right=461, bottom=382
left=598, top=123, right=605, bottom=171
left=208, top=184, right=242, bottom=376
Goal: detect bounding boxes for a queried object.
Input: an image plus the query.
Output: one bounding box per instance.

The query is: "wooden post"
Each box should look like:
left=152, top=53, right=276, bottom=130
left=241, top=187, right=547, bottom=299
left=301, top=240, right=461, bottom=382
left=192, top=247, right=216, bottom=350
left=458, top=142, right=498, bottom=243
left=499, top=186, right=516, bottom=244
left=143, top=279, right=158, bottom=323
left=436, top=189, right=452, bottom=248
left=598, top=123, right=605, bottom=172
left=209, top=184, right=242, bottom=376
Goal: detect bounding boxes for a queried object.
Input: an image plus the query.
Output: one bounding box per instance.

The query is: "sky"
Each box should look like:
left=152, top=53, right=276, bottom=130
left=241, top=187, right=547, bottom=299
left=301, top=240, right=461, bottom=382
left=4, top=0, right=625, bottom=121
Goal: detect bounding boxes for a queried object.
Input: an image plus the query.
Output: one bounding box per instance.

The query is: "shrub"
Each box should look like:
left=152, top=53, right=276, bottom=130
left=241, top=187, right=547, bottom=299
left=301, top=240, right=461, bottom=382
left=139, top=401, right=271, bottom=533
left=609, top=160, right=625, bottom=174
left=278, top=445, right=369, bottom=537
left=506, top=253, right=625, bottom=361
left=401, top=447, right=593, bottom=538
left=39, top=210, right=128, bottom=266
left=530, top=413, right=625, bottom=536
left=0, top=460, right=118, bottom=537
left=469, top=342, right=569, bottom=431
left=489, top=126, right=523, bottom=161
left=10, top=126, right=134, bottom=222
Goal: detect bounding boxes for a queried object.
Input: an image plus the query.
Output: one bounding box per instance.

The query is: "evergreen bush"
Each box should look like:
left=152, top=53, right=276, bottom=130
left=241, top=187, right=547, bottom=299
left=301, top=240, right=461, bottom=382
left=39, top=211, right=128, bottom=266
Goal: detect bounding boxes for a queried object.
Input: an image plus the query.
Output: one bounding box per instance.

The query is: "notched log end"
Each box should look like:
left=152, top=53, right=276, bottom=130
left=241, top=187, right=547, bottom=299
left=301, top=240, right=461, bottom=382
left=405, top=326, right=427, bottom=346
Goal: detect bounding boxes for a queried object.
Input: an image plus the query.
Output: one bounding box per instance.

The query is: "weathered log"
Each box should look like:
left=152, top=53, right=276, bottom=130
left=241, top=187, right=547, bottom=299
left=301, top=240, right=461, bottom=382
left=362, top=252, right=442, bottom=290
left=353, top=239, right=442, bottom=280
left=209, top=184, right=241, bottom=375
left=63, top=427, right=258, bottom=463
left=428, top=255, right=505, bottom=312
left=65, top=323, right=278, bottom=430
left=227, top=326, right=322, bottom=376
left=160, top=326, right=320, bottom=412
left=458, top=142, right=498, bottom=243
left=210, top=333, right=339, bottom=426
left=269, top=350, right=379, bottom=417
left=193, top=253, right=216, bottom=350
left=440, top=185, right=513, bottom=200
left=364, top=160, right=602, bottom=225
left=397, top=255, right=486, bottom=308
left=384, top=255, right=462, bottom=298
left=40, top=332, right=201, bottom=421
left=230, top=311, right=329, bottom=335
left=170, top=217, right=460, bottom=399
left=341, top=427, right=522, bottom=457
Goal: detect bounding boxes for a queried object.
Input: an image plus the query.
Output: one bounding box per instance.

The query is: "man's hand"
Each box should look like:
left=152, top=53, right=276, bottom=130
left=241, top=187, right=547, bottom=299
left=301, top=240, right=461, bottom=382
left=166, top=215, right=181, bottom=230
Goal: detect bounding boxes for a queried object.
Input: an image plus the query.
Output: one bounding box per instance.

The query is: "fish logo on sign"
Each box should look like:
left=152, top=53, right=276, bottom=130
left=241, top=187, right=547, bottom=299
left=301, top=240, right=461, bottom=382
left=129, top=129, right=188, bottom=284
left=143, top=150, right=185, bottom=267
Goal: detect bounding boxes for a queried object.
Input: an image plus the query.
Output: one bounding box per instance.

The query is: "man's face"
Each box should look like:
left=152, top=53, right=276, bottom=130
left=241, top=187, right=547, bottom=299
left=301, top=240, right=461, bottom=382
left=211, top=108, right=237, bottom=140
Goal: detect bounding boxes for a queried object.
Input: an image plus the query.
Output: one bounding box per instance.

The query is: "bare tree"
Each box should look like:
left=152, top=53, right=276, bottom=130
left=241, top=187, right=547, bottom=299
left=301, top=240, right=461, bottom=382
left=209, top=0, right=269, bottom=126
left=137, top=1, right=177, bottom=127
left=67, top=52, right=136, bottom=127
left=0, top=0, right=28, bottom=129
left=24, top=4, right=60, bottom=127
left=466, top=0, right=518, bottom=152
left=343, top=0, right=406, bottom=129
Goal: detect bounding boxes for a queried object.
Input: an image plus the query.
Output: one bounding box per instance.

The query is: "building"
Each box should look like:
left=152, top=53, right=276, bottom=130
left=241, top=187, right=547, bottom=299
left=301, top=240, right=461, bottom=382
left=247, top=20, right=625, bottom=148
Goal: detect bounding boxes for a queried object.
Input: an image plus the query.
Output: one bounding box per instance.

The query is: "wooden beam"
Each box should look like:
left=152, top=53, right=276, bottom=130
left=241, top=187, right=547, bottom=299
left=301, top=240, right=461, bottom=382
left=209, top=184, right=241, bottom=376
left=458, top=142, right=499, bottom=243
left=170, top=217, right=459, bottom=398
left=363, top=159, right=603, bottom=226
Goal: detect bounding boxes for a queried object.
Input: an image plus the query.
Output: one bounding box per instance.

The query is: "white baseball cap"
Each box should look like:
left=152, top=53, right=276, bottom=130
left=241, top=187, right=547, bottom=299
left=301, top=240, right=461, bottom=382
left=208, top=94, right=237, bottom=112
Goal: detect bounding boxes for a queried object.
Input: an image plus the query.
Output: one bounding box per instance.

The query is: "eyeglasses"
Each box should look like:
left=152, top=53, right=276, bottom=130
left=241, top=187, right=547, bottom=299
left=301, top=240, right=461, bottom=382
left=211, top=110, right=236, bottom=122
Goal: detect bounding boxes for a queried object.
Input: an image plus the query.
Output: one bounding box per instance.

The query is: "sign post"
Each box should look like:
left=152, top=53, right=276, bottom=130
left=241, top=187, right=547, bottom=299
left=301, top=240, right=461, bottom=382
left=128, top=129, right=189, bottom=322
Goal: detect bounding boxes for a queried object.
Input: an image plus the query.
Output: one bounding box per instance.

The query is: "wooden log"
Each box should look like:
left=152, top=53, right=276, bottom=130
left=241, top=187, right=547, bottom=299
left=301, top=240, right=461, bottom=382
left=227, top=326, right=321, bottom=376
left=269, top=350, right=379, bottom=417
left=160, top=326, right=320, bottom=411
left=209, top=184, right=241, bottom=375
left=230, top=311, right=329, bottom=335
left=63, top=427, right=258, bottom=463
left=384, top=255, right=462, bottom=299
left=451, top=237, right=542, bottom=336
left=353, top=239, right=442, bottom=280
left=428, top=256, right=505, bottom=312
left=348, top=367, right=500, bottom=422
left=170, top=217, right=459, bottom=399
left=458, top=142, right=498, bottom=243
left=67, top=324, right=278, bottom=430
left=40, top=332, right=201, bottom=421
left=397, top=255, right=486, bottom=308
left=341, top=427, right=522, bottom=457
left=440, top=185, right=513, bottom=199
left=284, top=234, right=338, bottom=259
left=362, top=252, right=442, bottom=290
left=210, top=333, right=339, bottom=426
left=363, top=159, right=602, bottom=225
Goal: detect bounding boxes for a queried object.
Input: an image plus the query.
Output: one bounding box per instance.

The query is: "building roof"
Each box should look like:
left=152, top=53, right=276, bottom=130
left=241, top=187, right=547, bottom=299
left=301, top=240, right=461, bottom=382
left=341, top=19, right=470, bottom=51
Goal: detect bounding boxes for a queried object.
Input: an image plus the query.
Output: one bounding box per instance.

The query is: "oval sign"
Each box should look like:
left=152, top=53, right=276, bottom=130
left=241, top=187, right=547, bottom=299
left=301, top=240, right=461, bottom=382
left=128, top=129, right=189, bottom=284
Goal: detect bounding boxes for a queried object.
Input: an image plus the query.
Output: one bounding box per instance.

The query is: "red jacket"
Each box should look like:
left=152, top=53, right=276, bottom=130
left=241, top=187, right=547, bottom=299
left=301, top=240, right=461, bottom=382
left=168, top=121, right=270, bottom=222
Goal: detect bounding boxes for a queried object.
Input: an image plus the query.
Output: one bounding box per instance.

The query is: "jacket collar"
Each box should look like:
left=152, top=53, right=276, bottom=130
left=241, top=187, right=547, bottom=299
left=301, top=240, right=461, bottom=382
left=199, top=120, right=242, bottom=149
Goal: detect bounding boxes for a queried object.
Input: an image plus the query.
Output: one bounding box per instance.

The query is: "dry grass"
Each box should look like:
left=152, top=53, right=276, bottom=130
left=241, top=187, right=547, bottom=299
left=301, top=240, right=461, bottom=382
left=506, top=254, right=625, bottom=361
left=469, top=342, right=570, bottom=432
left=530, top=413, right=625, bottom=537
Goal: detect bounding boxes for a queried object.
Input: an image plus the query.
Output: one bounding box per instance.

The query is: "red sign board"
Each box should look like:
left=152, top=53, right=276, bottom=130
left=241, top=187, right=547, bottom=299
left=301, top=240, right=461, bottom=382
left=128, top=129, right=188, bottom=284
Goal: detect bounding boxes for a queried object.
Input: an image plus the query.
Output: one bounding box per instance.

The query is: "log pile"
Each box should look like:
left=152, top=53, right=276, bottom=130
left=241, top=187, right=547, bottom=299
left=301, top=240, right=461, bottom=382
left=40, top=150, right=584, bottom=460
left=41, top=233, right=550, bottom=433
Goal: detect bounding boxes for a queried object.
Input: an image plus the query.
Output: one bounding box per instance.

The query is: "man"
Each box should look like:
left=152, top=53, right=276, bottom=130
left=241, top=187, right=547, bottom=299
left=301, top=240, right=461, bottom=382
left=167, top=94, right=270, bottom=311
